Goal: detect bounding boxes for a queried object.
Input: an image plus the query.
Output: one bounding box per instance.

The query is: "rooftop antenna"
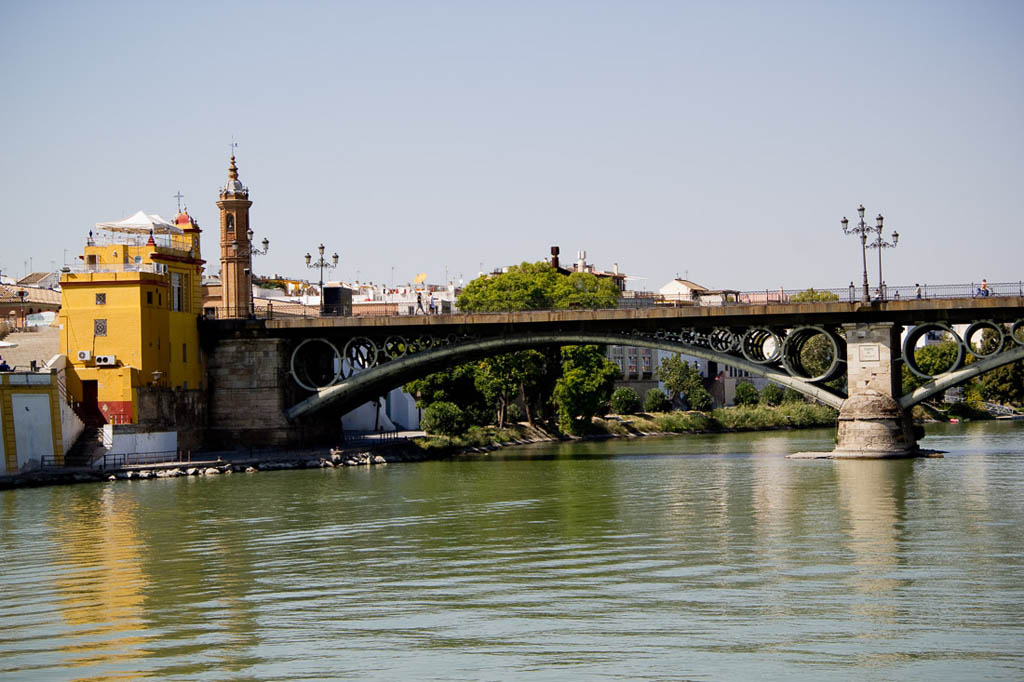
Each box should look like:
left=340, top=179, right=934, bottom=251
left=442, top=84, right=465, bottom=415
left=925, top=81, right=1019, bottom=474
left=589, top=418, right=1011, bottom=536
left=174, top=191, right=184, bottom=213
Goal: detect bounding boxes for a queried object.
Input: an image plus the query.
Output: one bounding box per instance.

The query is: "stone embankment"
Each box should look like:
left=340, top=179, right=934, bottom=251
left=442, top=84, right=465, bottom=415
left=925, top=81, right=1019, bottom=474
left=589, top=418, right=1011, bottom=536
left=0, top=446, right=431, bottom=490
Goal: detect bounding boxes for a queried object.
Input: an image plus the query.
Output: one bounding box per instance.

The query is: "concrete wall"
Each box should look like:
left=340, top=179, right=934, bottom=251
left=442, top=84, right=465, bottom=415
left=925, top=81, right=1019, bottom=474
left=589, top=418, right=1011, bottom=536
left=103, top=425, right=177, bottom=457
left=136, top=387, right=206, bottom=450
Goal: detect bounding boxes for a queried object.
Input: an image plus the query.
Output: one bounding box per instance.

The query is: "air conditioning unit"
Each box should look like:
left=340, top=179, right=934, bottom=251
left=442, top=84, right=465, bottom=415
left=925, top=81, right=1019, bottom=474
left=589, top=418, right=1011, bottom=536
left=95, top=355, right=117, bottom=366
left=76, top=350, right=92, bottom=362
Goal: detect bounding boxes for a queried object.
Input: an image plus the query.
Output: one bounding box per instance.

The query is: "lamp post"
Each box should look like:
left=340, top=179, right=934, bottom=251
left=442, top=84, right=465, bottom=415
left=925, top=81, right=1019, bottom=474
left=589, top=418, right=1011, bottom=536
left=866, top=215, right=899, bottom=300
left=305, top=244, right=339, bottom=315
left=231, top=228, right=269, bottom=317
left=840, top=204, right=875, bottom=303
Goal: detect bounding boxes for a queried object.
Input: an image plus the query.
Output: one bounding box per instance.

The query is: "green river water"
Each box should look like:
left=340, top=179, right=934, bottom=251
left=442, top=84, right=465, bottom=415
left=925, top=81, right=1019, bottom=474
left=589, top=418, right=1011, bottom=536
left=2, top=422, right=1023, bottom=681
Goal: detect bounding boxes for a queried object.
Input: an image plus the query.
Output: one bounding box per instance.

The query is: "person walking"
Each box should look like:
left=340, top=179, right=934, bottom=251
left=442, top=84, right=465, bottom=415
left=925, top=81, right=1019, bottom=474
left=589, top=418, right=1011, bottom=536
left=978, top=279, right=990, bottom=297
left=914, top=283, right=922, bottom=299
left=416, top=292, right=425, bottom=314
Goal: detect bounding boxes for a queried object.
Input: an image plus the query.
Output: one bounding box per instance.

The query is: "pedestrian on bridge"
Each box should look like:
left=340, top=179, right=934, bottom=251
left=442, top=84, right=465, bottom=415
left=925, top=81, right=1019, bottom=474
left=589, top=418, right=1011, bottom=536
left=978, top=279, right=990, bottom=297
left=416, top=292, right=425, bottom=314
left=915, top=283, right=922, bottom=299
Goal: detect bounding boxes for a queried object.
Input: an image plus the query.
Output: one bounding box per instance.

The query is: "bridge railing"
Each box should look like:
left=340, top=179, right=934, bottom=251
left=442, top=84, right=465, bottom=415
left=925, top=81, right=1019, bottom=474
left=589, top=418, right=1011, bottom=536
left=202, top=281, right=1024, bottom=320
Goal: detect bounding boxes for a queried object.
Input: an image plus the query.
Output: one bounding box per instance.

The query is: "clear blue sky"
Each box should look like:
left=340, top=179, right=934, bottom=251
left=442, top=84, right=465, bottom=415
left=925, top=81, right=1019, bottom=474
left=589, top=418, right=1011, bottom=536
left=2, top=0, right=1021, bottom=291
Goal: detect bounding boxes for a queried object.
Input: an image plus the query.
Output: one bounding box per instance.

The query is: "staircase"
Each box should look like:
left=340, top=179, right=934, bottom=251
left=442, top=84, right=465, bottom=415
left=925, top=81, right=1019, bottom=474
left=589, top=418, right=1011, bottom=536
left=64, top=427, right=107, bottom=468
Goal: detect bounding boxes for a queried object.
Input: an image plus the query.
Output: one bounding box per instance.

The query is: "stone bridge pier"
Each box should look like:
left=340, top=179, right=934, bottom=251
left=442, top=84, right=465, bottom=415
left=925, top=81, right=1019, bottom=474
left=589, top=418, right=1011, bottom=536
left=833, top=322, right=920, bottom=457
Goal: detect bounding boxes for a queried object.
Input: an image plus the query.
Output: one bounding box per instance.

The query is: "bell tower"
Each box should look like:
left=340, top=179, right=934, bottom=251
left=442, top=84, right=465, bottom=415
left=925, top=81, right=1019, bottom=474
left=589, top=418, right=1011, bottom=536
left=217, top=154, right=253, bottom=318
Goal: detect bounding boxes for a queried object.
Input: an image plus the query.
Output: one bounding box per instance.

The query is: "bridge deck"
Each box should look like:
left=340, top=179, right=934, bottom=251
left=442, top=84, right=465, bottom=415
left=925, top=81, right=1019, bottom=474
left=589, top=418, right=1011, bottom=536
left=213, top=297, right=1024, bottom=337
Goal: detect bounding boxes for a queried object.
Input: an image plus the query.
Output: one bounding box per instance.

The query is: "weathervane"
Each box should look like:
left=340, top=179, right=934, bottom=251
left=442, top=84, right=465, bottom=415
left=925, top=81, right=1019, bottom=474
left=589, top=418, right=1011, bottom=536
left=230, top=136, right=238, bottom=158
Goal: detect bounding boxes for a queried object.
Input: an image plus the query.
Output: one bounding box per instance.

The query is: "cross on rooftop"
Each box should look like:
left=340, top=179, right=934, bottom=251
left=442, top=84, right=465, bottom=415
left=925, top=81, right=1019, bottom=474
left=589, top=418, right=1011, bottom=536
left=174, top=191, right=184, bottom=212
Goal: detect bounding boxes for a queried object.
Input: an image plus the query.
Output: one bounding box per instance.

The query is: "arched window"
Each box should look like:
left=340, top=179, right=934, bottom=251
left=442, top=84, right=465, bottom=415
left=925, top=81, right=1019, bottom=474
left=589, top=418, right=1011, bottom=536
left=226, top=214, right=235, bottom=233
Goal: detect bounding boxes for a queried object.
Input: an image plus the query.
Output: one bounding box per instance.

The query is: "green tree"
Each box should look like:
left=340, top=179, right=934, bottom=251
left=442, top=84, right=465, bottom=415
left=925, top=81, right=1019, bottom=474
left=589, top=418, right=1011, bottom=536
left=656, top=354, right=691, bottom=403
left=552, top=345, right=619, bottom=434
left=552, top=272, right=621, bottom=309
left=457, top=262, right=560, bottom=312
left=790, top=288, right=840, bottom=303
left=782, top=387, right=805, bottom=404
left=474, top=350, right=545, bottom=428
left=404, top=364, right=489, bottom=425
left=901, top=340, right=962, bottom=397
left=644, top=388, right=671, bottom=412
left=656, top=354, right=712, bottom=410
left=610, top=386, right=641, bottom=414
left=759, top=383, right=784, bottom=406
left=976, top=328, right=1024, bottom=407
left=420, top=401, right=466, bottom=438
left=734, top=381, right=760, bottom=406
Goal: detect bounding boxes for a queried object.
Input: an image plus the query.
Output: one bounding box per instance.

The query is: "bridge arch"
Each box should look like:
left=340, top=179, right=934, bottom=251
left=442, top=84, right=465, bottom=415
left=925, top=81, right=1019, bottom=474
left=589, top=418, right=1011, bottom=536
left=286, top=330, right=848, bottom=419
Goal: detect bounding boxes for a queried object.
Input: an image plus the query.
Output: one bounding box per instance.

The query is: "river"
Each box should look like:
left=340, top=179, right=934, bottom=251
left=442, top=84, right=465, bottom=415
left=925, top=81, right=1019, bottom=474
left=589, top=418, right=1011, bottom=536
left=2, top=422, right=1023, bottom=680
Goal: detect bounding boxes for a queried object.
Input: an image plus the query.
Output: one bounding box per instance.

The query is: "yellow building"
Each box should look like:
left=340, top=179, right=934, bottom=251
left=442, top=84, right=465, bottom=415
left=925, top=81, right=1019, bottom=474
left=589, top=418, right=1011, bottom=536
left=59, top=210, right=205, bottom=424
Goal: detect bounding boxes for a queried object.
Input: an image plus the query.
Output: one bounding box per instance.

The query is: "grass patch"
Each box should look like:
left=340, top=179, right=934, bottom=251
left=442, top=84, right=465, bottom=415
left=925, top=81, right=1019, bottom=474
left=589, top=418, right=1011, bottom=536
left=711, top=404, right=837, bottom=430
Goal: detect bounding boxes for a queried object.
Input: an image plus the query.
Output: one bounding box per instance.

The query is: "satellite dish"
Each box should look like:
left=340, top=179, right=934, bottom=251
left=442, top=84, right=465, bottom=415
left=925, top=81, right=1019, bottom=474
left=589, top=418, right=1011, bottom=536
left=413, top=272, right=427, bottom=284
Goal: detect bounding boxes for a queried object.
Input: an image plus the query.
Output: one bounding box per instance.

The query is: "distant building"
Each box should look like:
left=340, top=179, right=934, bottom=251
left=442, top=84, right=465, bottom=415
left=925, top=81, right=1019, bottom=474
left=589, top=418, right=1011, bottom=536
left=17, top=272, right=61, bottom=290
left=0, top=285, right=61, bottom=327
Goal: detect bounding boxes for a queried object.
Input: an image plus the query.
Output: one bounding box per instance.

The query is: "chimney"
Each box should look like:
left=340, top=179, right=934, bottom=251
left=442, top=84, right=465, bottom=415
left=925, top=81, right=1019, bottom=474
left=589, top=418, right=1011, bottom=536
left=550, top=246, right=560, bottom=270
left=613, top=262, right=619, bottom=275
left=577, top=250, right=586, bottom=273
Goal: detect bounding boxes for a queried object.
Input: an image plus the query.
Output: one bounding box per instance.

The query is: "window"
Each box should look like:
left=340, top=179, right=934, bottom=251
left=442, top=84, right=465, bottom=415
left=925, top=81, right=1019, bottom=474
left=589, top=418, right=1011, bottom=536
left=182, top=343, right=187, bottom=363
left=94, top=319, right=107, bottom=336
left=147, top=291, right=153, bottom=305
left=159, top=292, right=162, bottom=306
left=226, top=214, right=235, bottom=233
left=172, top=273, right=182, bottom=311
left=95, top=293, right=106, bottom=305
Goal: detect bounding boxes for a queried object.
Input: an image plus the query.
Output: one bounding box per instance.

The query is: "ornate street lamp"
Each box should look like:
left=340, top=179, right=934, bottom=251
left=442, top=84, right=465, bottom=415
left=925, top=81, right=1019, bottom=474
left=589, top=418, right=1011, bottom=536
left=841, top=204, right=874, bottom=303
left=231, top=229, right=269, bottom=317
left=305, top=244, right=339, bottom=315
left=866, top=214, right=899, bottom=300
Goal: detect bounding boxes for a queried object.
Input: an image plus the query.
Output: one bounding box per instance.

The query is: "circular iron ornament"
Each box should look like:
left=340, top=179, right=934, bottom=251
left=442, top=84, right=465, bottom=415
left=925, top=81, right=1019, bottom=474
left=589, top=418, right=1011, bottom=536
left=902, top=323, right=965, bottom=380
left=741, top=327, right=784, bottom=365
left=290, top=338, right=342, bottom=392
left=341, top=337, right=379, bottom=379
left=963, top=321, right=1004, bottom=359
left=416, top=335, right=434, bottom=351
left=1012, top=320, right=1024, bottom=346
left=709, top=328, right=739, bottom=353
left=781, top=326, right=844, bottom=383
left=383, top=336, right=408, bottom=360
left=446, top=333, right=460, bottom=346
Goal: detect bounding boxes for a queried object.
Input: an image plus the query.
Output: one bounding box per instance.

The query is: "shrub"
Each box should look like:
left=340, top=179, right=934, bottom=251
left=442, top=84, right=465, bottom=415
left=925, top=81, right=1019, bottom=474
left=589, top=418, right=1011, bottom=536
left=781, top=387, right=805, bottom=403
left=644, top=388, right=671, bottom=413
left=734, top=381, right=760, bottom=406
left=684, top=381, right=713, bottom=412
left=421, top=401, right=466, bottom=437
left=655, top=411, right=713, bottom=433
left=610, top=386, right=641, bottom=414
left=759, top=383, right=784, bottom=406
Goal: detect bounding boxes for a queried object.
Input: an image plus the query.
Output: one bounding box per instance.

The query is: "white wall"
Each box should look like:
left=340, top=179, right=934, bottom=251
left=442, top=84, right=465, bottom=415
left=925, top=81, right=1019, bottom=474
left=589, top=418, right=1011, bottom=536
left=12, top=393, right=53, bottom=470
left=104, top=427, right=177, bottom=456
left=385, top=388, right=420, bottom=430
left=341, top=401, right=396, bottom=432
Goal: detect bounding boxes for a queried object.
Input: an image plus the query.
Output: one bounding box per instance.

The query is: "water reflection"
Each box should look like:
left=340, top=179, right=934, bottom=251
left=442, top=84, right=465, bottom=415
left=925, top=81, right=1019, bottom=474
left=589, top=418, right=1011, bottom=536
left=835, top=460, right=913, bottom=620
left=50, top=484, right=152, bottom=673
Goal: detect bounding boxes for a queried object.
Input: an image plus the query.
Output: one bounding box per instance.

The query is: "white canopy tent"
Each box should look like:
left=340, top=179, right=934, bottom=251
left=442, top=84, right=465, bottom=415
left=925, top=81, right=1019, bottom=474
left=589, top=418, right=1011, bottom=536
left=95, top=211, right=182, bottom=235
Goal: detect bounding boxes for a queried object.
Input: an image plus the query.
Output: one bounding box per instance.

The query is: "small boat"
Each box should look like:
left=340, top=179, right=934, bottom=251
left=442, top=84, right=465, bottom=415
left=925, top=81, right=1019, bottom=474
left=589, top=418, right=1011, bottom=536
left=949, top=418, right=960, bottom=424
